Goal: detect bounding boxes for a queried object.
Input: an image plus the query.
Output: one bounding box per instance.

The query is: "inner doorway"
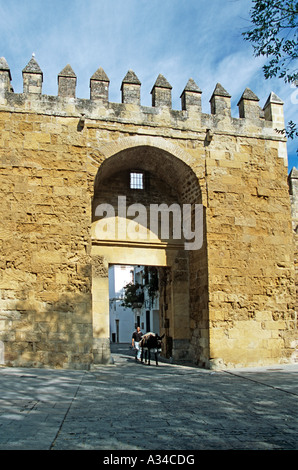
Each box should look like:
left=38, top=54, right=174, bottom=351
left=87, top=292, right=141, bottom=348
left=108, top=264, right=171, bottom=357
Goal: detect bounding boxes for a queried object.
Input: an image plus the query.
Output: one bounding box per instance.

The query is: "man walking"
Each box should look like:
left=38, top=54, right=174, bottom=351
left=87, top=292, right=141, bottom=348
left=132, top=326, right=143, bottom=362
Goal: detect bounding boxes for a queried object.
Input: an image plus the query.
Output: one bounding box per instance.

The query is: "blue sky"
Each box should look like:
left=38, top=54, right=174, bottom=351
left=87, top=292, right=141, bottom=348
left=0, top=0, right=297, bottom=171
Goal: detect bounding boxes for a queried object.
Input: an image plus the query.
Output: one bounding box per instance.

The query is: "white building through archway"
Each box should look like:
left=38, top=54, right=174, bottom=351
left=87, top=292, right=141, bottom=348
left=109, top=265, right=160, bottom=343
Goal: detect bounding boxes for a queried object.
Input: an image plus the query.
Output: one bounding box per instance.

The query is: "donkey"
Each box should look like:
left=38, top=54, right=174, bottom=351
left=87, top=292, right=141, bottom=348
left=140, top=332, right=165, bottom=366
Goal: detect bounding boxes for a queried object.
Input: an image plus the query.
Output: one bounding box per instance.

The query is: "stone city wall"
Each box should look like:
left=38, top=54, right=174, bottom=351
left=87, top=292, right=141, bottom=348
left=0, top=55, right=296, bottom=369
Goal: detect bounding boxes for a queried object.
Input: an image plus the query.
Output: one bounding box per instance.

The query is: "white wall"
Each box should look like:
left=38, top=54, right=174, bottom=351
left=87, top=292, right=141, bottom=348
left=109, top=265, right=135, bottom=343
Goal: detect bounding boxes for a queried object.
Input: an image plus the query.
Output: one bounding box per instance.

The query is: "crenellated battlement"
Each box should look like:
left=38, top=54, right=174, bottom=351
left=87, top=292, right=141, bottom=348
left=0, top=55, right=286, bottom=140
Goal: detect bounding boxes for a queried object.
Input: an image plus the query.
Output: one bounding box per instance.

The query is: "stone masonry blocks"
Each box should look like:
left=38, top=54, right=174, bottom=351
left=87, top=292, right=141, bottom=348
left=0, top=56, right=296, bottom=369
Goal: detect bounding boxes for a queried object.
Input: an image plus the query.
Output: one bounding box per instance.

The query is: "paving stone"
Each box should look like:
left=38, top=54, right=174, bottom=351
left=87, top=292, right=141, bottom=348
left=0, top=350, right=297, bottom=451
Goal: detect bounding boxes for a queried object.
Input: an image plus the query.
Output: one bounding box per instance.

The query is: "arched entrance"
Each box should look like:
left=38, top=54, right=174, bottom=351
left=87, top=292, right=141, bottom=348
left=90, top=140, right=208, bottom=365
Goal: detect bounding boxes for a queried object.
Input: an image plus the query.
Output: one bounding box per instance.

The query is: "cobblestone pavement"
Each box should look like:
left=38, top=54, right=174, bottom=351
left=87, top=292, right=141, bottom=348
left=0, top=344, right=297, bottom=451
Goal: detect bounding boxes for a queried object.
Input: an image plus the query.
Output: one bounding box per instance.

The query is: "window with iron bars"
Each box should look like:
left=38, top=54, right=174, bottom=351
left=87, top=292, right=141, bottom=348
left=130, top=172, right=144, bottom=189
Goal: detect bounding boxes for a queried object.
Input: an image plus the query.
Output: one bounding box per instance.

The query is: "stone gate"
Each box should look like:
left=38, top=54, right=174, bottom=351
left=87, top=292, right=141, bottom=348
left=0, top=55, right=297, bottom=369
